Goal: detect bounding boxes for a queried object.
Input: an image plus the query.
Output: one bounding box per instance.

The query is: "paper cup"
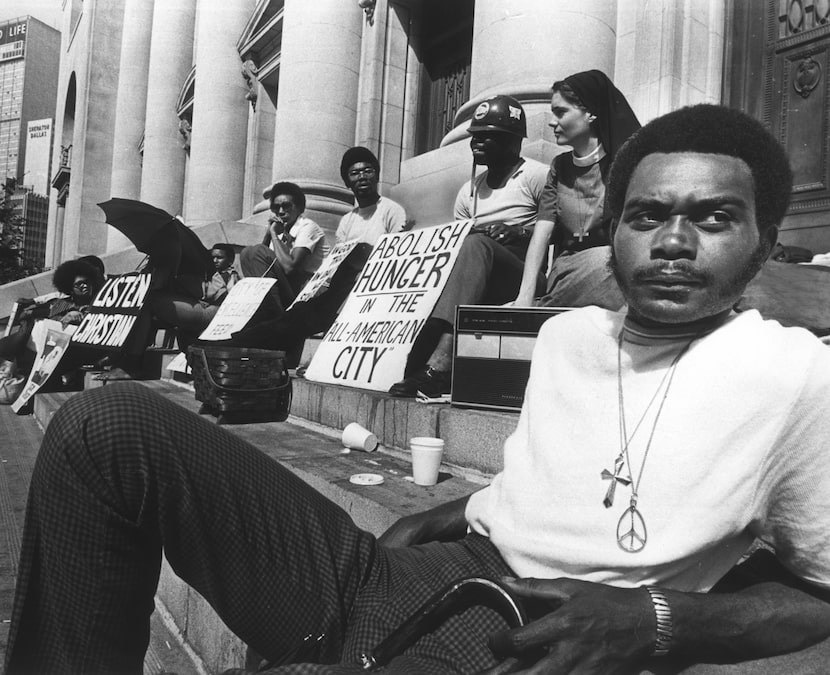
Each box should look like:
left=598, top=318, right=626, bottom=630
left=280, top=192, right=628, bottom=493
left=342, top=422, right=378, bottom=452
left=410, top=437, right=445, bottom=486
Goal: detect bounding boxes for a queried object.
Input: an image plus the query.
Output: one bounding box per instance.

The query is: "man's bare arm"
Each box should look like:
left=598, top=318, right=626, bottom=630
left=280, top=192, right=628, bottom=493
left=378, top=494, right=474, bottom=548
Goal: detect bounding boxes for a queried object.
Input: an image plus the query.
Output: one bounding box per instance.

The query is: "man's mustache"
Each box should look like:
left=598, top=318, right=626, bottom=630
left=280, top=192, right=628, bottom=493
left=631, top=261, right=712, bottom=285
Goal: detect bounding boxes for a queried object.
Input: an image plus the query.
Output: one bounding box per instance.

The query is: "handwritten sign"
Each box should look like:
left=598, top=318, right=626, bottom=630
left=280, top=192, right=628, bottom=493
left=198, top=277, right=277, bottom=341
left=305, top=220, right=472, bottom=391
left=72, top=273, right=152, bottom=349
left=289, top=241, right=360, bottom=309
left=12, top=322, right=74, bottom=413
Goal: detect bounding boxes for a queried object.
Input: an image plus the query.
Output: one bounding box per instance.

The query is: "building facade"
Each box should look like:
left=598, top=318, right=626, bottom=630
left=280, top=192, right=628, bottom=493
left=9, top=188, right=48, bottom=270
left=0, top=16, right=59, bottom=277
left=0, top=16, right=59, bottom=192
left=42, top=0, right=830, bottom=270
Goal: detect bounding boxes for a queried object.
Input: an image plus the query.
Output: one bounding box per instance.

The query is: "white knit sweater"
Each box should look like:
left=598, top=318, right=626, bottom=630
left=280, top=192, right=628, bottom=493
left=466, top=307, right=830, bottom=591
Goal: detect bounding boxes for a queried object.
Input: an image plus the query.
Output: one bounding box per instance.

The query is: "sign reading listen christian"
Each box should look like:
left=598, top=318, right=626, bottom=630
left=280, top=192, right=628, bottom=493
left=304, top=220, right=472, bottom=391
left=71, top=273, right=152, bottom=349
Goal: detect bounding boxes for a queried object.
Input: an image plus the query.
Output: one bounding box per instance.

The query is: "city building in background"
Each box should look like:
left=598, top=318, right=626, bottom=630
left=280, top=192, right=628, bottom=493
left=8, top=187, right=48, bottom=270
left=39, top=0, right=830, bottom=269
left=0, top=16, right=58, bottom=277
left=0, top=16, right=59, bottom=191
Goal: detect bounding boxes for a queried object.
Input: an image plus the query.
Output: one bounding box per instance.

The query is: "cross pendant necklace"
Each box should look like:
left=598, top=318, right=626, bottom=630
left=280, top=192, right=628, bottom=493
left=610, top=330, right=696, bottom=553
left=601, top=455, right=630, bottom=508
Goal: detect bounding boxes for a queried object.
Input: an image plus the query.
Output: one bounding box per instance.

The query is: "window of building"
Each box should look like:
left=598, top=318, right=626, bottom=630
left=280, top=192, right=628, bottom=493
left=414, top=0, right=474, bottom=154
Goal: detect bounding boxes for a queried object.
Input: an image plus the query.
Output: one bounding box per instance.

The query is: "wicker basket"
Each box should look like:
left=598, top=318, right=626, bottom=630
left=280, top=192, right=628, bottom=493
left=187, top=345, right=292, bottom=424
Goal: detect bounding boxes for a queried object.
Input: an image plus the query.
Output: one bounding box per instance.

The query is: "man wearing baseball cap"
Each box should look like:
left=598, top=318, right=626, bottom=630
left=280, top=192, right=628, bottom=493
left=389, top=95, right=549, bottom=398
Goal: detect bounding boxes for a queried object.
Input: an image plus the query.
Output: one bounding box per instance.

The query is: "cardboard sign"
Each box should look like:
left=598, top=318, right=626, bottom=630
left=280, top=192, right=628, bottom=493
left=4, top=301, right=21, bottom=337
left=12, top=322, right=74, bottom=413
left=198, top=277, right=277, bottom=341
left=4, top=291, right=63, bottom=337
left=304, top=220, right=472, bottom=391
left=289, top=240, right=360, bottom=309
left=71, top=273, right=152, bottom=349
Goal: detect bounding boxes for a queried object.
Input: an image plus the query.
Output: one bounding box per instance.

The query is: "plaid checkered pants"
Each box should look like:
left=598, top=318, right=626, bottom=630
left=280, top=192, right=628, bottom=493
left=5, top=383, right=513, bottom=674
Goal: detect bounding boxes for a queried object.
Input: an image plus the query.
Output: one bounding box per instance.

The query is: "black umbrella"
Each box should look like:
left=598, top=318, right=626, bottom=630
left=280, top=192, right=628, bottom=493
left=98, top=198, right=215, bottom=284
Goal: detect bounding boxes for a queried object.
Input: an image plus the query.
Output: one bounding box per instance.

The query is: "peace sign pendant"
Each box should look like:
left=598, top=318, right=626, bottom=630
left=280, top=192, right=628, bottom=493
left=616, top=504, right=647, bottom=553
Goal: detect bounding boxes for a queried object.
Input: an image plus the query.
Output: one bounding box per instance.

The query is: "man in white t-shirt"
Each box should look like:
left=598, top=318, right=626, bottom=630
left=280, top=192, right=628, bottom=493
left=389, top=95, right=548, bottom=398
left=7, top=105, right=830, bottom=675
left=240, top=181, right=330, bottom=309
left=335, top=146, right=407, bottom=246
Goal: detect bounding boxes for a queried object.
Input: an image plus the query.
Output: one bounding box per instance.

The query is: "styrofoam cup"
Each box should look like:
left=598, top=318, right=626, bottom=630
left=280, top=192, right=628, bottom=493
left=410, top=437, right=445, bottom=486
left=342, top=422, right=378, bottom=452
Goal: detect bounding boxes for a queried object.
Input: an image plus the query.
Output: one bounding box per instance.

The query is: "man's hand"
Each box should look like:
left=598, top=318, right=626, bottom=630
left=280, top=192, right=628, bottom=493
left=486, top=578, right=654, bottom=674
left=268, top=216, right=286, bottom=238
left=60, top=310, right=85, bottom=328
left=472, top=223, right=523, bottom=246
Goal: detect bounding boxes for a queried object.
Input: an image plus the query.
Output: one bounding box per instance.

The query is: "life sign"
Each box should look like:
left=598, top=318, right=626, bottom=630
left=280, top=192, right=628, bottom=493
left=304, top=220, right=472, bottom=391
left=71, top=273, right=152, bottom=349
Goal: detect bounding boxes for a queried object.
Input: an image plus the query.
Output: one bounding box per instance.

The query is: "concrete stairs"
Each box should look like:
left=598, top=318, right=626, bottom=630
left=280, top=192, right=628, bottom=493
left=21, top=374, right=520, bottom=673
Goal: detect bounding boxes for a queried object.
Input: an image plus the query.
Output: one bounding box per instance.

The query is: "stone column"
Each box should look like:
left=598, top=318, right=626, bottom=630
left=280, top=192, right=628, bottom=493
left=271, top=0, right=363, bottom=231
left=445, top=0, right=619, bottom=148
left=184, top=0, right=255, bottom=226
left=140, top=0, right=197, bottom=219
left=108, top=0, right=155, bottom=252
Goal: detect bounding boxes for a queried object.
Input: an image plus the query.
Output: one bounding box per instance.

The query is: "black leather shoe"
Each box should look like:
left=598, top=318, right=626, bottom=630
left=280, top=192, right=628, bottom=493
left=388, top=367, right=451, bottom=398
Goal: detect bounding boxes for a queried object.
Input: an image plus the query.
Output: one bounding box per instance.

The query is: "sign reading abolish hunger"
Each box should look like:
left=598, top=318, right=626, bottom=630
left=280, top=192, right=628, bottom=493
left=71, top=274, right=152, bottom=349
left=289, top=240, right=360, bottom=309
left=305, top=220, right=472, bottom=391
left=199, top=277, right=277, bottom=341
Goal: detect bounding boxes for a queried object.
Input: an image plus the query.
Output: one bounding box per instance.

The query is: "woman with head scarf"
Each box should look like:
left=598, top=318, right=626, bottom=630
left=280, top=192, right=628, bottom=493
left=513, top=70, right=640, bottom=308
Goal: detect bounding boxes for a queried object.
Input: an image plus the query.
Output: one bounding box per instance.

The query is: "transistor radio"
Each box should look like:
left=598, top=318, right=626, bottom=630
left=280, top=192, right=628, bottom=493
left=451, top=305, right=571, bottom=412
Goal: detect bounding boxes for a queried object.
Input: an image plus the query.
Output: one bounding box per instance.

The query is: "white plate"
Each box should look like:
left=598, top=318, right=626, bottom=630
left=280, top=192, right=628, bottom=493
left=349, top=473, right=384, bottom=486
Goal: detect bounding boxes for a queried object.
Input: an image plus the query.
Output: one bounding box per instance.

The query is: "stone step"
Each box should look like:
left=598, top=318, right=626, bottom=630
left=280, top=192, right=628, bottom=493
left=289, top=376, right=517, bottom=478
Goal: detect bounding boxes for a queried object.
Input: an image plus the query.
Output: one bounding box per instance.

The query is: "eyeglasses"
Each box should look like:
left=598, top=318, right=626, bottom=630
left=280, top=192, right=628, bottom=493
left=73, top=280, right=90, bottom=289
left=347, top=167, right=377, bottom=179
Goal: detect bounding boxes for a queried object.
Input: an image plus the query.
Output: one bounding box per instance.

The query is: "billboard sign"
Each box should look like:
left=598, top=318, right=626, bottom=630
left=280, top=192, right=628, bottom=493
left=25, top=119, right=52, bottom=194
left=0, top=19, right=26, bottom=61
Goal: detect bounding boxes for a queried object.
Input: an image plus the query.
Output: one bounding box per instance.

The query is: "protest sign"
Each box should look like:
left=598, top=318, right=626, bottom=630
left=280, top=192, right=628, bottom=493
left=289, top=240, right=360, bottom=309
left=198, top=277, right=277, bottom=341
left=4, top=301, right=21, bottom=337
left=12, top=323, right=74, bottom=413
left=71, top=273, right=152, bottom=349
left=304, top=220, right=472, bottom=391
left=4, top=291, right=63, bottom=337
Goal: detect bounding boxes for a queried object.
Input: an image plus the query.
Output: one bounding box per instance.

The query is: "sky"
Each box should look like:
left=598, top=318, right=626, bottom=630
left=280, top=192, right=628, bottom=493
left=0, top=0, right=61, bottom=29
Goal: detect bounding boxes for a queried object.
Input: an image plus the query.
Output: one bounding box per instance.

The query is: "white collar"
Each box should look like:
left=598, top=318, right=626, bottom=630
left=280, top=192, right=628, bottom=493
left=572, top=143, right=606, bottom=167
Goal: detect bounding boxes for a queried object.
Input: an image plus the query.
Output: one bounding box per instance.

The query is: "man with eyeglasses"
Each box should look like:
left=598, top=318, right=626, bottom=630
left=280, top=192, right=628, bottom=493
left=335, top=146, right=406, bottom=246
left=240, top=182, right=330, bottom=309
left=207, top=149, right=406, bottom=358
